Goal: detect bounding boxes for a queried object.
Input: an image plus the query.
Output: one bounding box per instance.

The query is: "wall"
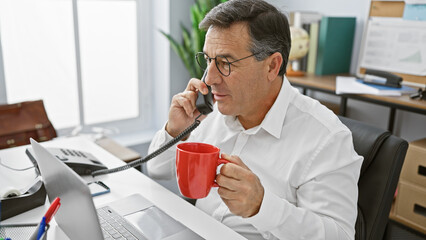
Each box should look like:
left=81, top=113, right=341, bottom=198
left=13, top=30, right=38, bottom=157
left=270, top=0, right=426, bottom=142
left=127, top=0, right=426, bottom=196
left=269, top=0, right=371, bottom=74
left=169, top=0, right=193, bottom=100
left=150, top=0, right=425, bottom=144
left=129, top=0, right=194, bottom=195
left=0, top=26, right=6, bottom=103
left=163, top=0, right=371, bottom=100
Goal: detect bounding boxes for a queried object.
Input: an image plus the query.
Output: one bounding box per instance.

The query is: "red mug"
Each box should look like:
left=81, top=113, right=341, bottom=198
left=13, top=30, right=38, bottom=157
left=176, top=142, right=229, bottom=199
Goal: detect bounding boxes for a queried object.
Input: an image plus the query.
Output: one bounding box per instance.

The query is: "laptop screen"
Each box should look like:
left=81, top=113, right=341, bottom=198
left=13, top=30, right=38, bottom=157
left=30, top=139, right=104, bottom=239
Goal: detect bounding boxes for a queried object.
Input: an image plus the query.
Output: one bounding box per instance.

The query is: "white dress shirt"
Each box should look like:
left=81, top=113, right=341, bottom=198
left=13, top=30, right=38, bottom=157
left=147, top=77, right=363, bottom=240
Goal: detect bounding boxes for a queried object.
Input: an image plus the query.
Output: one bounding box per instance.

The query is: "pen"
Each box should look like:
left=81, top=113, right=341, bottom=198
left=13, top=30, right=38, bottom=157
left=29, top=197, right=61, bottom=240
left=36, top=216, right=46, bottom=240
left=44, top=197, right=61, bottom=224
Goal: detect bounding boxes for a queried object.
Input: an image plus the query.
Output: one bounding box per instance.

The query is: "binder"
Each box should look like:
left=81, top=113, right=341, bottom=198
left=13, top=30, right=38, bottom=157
left=306, top=21, right=320, bottom=74
left=315, top=16, right=356, bottom=75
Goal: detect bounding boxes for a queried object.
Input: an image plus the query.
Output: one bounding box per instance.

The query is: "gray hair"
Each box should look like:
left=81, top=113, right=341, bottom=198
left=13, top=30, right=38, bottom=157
left=199, top=0, right=291, bottom=76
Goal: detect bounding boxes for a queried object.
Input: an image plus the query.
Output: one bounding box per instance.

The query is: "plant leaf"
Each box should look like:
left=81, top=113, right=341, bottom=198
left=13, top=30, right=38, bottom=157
left=159, top=0, right=228, bottom=79
left=160, top=30, right=189, bottom=70
left=190, top=5, right=200, bottom=32
left=180, top=25, right=197, bottom=77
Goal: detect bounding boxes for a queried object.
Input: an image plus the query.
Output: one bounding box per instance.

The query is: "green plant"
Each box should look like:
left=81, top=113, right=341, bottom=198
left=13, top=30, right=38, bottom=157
left=160, top=0, right=227, bottom=79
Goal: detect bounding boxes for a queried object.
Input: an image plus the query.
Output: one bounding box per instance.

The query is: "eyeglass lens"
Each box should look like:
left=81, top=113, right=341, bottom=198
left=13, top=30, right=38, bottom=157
left=196, top=53, right=231, bottom=76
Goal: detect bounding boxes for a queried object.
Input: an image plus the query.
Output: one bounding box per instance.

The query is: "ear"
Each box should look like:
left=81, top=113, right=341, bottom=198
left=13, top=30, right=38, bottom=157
left=266, top=52, right=283, bottom=81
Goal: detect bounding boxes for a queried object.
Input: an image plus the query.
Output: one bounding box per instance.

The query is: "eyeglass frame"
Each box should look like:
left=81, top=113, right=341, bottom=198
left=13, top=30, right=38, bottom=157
left=195, top=52, right=260, bottom=77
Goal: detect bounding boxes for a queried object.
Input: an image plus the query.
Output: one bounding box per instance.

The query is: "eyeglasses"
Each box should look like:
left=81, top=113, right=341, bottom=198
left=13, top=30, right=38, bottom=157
left=195, top=52, right=259, bottom=77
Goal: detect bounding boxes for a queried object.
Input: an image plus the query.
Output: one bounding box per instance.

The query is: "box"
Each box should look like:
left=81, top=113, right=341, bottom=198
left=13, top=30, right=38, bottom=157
left=400, top=138, right=426, bottom=188
left=394, top=181, right=426, bottom=234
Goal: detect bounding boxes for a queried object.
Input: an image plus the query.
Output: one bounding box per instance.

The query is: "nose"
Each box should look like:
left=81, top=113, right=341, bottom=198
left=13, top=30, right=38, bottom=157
left=204, top=64, right=222, bottom=86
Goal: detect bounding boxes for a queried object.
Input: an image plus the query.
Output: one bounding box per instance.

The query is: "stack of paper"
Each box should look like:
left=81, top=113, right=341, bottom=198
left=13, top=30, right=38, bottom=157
left=336, top=76, right=417, bottom=96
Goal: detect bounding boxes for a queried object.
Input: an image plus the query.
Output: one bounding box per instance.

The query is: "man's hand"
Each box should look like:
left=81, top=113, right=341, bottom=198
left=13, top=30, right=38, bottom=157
left=216, top=153, right=264, bottom=218
left=166, top=78, right=210, bottom=137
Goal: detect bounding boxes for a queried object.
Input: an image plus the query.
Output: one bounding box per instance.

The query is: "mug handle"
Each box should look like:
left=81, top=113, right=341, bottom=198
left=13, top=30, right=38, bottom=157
left=212, top=158, right=230, bottom=188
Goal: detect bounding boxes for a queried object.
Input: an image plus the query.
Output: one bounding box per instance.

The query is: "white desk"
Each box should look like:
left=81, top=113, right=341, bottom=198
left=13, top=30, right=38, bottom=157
left=0, top=136, right=245, bottom=240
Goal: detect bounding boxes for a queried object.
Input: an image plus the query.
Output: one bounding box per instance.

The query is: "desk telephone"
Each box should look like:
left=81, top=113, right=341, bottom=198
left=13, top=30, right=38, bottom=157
left=26, top=147, right=107, bottom=175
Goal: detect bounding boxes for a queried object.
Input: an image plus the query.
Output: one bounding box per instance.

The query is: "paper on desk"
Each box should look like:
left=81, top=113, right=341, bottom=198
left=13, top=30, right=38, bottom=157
left=360, top=17, right=426, bottom=76
left=336, top=76, right=402, bottom=96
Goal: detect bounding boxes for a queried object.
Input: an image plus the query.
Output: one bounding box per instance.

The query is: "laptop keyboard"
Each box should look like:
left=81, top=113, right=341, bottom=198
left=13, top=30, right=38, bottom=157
left=97, top=206, right=147, bottom=240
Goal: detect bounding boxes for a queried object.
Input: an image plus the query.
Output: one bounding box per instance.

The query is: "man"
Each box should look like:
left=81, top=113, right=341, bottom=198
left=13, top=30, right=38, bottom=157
left=148, top=0, right=363, bottom=239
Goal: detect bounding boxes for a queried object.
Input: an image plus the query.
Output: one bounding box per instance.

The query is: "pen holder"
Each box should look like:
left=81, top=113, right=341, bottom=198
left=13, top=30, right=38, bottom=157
left=28, top=223, right=49, bottom=240
left=40, top=224, right=49, bottom=240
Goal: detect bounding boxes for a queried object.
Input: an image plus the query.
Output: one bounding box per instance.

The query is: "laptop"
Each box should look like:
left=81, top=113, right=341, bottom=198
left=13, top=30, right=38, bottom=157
left=29, top=139, right=201, bottom=240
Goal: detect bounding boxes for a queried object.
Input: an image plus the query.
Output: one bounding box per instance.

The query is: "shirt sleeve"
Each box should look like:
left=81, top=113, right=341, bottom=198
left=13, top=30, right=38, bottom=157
left=245, top=130, right=363, bottom=240
left=146, top=124, right=178, bottom=180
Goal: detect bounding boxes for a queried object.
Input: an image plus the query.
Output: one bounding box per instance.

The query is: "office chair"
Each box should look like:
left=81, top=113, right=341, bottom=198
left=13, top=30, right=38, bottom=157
left=338, top=116, right=408, bottom=240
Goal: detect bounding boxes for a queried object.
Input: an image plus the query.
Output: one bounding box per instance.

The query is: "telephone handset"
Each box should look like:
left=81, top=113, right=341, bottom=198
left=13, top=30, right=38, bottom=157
left=195, top=70, right=214, bottom=115
left=92, top=70, right=213, bottom=177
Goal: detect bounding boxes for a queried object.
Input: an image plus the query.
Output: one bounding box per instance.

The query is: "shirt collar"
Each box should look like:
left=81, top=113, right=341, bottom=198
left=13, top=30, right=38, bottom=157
left=259, top=76, right=293, bottom=139
left=223, top=76, right=294, bottom=139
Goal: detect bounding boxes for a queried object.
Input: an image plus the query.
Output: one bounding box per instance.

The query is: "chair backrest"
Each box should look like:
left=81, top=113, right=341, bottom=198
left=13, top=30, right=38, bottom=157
left=338, top=116, right=408, bottom=240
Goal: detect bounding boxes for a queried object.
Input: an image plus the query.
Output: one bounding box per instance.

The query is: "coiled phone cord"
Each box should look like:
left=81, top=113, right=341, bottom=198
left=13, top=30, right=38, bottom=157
left=92, top=113, right=203, bottom=177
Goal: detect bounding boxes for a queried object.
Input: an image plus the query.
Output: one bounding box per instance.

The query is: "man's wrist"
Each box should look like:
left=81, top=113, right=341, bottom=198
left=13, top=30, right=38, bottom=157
left=165, top=122, right=178, bottom=138
left=165, top=122, right=189, bottom=141
left=247, top=186, right=265, bottom=218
